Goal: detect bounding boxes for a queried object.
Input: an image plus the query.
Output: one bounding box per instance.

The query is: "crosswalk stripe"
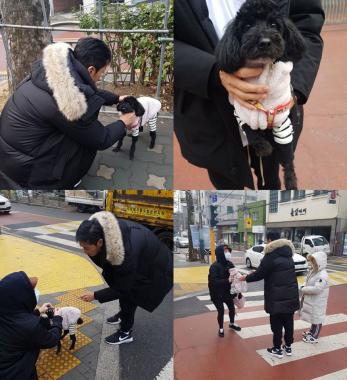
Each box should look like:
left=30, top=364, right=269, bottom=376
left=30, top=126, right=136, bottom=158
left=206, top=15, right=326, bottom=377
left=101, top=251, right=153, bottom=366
left=311, top=368, right=347, bottom=380
left=224, top=310, right=268, bottom=321
left=35, top=234, right=80, bottom=249
left=328, top=272, right=347, bottom=283
left=197, top=291, right=264, bottom=302
left=236, top=313, right=347, bottom=339
left=257, top=332, right=347, bottom=366
left=206, top=300, right=264, bottom=311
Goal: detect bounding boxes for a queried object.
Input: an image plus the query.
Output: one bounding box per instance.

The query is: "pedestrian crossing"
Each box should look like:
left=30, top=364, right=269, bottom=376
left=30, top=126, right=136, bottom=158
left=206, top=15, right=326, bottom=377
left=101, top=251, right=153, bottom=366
left=195, top=286, right=347, bottom=377
left=16, top=221, right=81, bottom=251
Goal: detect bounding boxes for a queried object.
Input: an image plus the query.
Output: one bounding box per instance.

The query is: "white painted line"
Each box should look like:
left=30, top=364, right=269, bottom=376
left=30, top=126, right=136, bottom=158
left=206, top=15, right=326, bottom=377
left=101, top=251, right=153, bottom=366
left=205, top=300, right=264, bottom=311
left=312, top=368, right=347, bottom=380
left=197, top=291, right=264, bottom=302
left=155, top=358, right=173, bottom=380
left=236, top=314, right=347, bottom=339
left=229, top=310, right=269, bottom=321
left=257, top=332, right=347, bottom=366
left=35, top=235, right=80, bottom=249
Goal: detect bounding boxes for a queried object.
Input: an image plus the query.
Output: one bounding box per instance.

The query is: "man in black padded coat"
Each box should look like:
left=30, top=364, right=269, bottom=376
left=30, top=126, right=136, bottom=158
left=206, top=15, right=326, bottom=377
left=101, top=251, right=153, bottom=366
left=174, top=0, right=324, bottom=189
left=0, top=37, right=136, bottom=189
left=76, top=211, right=173, bottom=345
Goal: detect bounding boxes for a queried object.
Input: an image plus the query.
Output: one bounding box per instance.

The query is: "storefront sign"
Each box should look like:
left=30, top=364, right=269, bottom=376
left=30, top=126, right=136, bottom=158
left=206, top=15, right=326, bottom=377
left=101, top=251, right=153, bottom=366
left=190, top=225, right=211, bottom=249
left=252, top=225, right=265, bottom=233
left=290, top=208, right=307, bottom=217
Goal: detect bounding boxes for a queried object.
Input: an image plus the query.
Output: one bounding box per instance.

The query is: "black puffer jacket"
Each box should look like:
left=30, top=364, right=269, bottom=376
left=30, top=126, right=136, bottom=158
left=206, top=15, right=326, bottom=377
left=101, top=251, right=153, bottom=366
left=87, top=212, right=173, bottom=312
left=246, top=239, right=300, bottom=315
left=208, top=246, right=235, bottom=302
left=0, top=42, right=126, bottom=189
left=0, top=272, right=62, bottom=380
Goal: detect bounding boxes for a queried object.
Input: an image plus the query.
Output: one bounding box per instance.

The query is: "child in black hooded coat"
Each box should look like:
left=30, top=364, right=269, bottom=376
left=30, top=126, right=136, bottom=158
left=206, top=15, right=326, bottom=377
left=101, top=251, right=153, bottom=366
left=208, top=246, right=242, bottom=337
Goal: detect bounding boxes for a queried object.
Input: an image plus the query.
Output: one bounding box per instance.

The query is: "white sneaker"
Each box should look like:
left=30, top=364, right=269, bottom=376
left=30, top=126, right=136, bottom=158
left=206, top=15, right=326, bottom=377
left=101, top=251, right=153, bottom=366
left=303, top=334, right=318, bottom=344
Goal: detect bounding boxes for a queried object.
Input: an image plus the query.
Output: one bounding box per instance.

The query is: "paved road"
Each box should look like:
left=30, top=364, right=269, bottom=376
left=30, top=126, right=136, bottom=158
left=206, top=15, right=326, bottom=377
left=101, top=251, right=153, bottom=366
left=174, top=249, right=347, bottom=380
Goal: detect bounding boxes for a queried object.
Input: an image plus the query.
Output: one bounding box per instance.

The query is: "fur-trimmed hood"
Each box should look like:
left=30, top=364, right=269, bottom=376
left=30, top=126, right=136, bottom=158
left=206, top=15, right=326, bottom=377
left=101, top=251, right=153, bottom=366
left=264, top=239, right=294, bottom=256
left=89, top=211, right=125, bottom=266
left=31, top=42, right=97, bottom=121
left=308, top=251, right=327, bottom=271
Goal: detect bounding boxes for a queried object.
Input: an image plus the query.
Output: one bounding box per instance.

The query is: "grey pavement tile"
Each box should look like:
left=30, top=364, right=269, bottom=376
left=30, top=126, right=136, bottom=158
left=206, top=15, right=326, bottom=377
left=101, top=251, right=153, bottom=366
left=148, top=162, right=172, bottom=177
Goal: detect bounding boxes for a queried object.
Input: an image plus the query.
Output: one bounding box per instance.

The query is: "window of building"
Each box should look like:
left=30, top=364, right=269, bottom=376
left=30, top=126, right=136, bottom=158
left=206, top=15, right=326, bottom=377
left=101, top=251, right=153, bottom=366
left=313, top=190, right=329, bottom=196
left=269, top=191, right=278, bottom=213
left=293, top=190, right=305, bottom=200
left=280, top=190, right=291, bottom=203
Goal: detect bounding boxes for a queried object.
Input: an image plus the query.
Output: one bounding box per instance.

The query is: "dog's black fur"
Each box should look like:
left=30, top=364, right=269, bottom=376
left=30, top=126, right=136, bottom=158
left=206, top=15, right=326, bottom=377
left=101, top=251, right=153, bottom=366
left=215, top=0, right=306, bottom=189
left=46, top=308, right=84, bottom=354
left=112, top=96, right=156, bottom=160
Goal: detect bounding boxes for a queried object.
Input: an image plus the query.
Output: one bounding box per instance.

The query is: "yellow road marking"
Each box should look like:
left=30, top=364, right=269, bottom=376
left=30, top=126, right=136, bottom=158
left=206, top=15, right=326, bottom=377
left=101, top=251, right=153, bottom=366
left=0, top=235, right=104, bottom=295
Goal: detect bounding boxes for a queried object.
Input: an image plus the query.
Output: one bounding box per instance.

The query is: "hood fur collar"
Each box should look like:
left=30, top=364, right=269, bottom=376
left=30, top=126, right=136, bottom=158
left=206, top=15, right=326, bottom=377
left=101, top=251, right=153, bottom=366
left=264, top=239, right=294, bottom=256
left=89, top=211, right=125, bottom=266
left=42, top=42, right=88, bottom=121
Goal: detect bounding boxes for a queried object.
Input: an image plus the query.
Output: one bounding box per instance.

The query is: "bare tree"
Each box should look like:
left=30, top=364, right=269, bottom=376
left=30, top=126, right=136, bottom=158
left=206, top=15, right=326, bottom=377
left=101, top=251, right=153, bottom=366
left=0, top=0, right=52, bottom=93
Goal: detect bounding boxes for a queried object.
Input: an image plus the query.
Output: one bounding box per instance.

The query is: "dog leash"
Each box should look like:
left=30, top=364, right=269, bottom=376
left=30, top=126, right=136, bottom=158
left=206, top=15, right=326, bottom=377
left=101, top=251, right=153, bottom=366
left=254, top=98, right=295, bottom=128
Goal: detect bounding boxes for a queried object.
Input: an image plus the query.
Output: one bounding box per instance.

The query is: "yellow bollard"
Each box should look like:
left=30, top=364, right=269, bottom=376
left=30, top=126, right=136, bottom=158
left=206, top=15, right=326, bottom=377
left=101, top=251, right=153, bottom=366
left=210, top=228, right=216, bottom=264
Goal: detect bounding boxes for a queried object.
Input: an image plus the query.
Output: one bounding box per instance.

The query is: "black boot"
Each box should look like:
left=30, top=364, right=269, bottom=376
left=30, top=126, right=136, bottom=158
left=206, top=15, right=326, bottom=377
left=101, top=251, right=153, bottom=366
left=149, top=131, right=156, bottom=149
left=113, top=137, right=124, bottom=152
left=129, top=136, right=138, bottom=160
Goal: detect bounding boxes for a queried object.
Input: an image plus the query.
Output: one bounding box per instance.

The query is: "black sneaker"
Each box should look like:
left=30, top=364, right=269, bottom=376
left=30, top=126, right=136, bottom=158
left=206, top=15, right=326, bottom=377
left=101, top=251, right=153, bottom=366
left=106, top=313, right=121, bottom=325
left=218, top=329, right=224, bottom=337
left=267, top=347, right=283, bottom=359
left=282, top=344, right=292, bottom=356
left=229, top=323, right=241, bottom=332
left=105, top=330, right=133, bottom=345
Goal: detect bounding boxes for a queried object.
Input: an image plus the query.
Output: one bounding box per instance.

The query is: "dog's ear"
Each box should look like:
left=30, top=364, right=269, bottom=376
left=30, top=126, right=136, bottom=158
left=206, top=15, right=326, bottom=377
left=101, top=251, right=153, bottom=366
left=281, top=18, right=306, bottom=62
left=215, top=21, right=242, bottom=73
left=135, top=100, right=145, bottom=117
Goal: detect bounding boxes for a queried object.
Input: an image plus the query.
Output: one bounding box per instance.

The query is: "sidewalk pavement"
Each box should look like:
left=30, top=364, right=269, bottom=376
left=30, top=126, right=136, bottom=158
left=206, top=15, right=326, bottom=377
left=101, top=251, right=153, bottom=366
left=81, top=112, right=173, bottom=189
left=174, top=25, right=347, bottom=189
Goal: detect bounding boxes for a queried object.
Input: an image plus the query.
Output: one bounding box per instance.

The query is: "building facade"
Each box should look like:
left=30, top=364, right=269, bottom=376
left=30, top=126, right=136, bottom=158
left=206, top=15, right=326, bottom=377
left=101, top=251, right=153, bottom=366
left=266, top=190, right=347, bottom=256
left=238, top=200, right=266, bottom=247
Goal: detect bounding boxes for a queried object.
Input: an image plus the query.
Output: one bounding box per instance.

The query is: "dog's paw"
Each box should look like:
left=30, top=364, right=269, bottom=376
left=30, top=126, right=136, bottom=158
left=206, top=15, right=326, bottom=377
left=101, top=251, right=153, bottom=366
left=251, top=139, right=273, bottom=157
left=112, top=146, right=121, bottom=153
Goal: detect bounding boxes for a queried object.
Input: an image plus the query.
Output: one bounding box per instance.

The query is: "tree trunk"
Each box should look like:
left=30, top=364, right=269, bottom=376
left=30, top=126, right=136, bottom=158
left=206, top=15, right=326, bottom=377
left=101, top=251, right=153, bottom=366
left=186, top=190, right=197, bottom=262
left=0, top=0, right=52, bottom=93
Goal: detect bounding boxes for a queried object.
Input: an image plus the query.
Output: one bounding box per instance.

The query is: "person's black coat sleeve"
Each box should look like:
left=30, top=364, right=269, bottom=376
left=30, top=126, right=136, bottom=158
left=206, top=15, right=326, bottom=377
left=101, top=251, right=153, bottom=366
left=94, top=273, right=135, bottom=303
left=30, top=316, right=62, bottom=349
left=246, top=255, right=273, bottom=283
left=51, top=112, right=126, bottom=150
left=290, top=0, right=325, bottom=104
left=175, top=40, right=220, bottom=99
left=97, top=90, right=120, bottom=106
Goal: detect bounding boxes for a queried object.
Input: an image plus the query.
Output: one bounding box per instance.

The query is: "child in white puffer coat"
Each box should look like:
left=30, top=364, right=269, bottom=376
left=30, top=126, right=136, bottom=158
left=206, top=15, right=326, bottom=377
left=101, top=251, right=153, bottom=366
left=300, top=251, right=329, bottom=343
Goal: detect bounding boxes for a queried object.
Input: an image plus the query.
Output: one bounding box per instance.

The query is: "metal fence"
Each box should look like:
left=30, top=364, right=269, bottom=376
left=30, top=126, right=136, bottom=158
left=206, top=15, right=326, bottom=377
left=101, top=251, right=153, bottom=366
left=0, top=0, right=172, bottom=101
left=323, top=0, right=347, bottom=24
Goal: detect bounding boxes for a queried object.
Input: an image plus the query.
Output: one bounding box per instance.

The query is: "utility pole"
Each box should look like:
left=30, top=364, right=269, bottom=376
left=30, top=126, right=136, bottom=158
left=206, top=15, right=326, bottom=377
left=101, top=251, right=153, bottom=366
left=243, top=188, right=248, bottom=250
left=197, top=191, right=206, bottom=263
left=185, top=190, right=195, bottom=261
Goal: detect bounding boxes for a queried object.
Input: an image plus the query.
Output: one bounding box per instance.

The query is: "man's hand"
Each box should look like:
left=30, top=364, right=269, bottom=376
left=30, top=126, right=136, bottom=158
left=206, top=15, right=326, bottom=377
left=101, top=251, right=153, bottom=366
left=119, top=112, right=138, bottom=130
left=80, top=292, right=95, bottom=302
left=54, top=307, right=62, bottom=317
left=239, top=275, right=247, bottom=282
left=219, top=68, right=268, bottom=110
left=119, top=95, right=127, bottom=102
left=38, top=303, right=53, bottom=314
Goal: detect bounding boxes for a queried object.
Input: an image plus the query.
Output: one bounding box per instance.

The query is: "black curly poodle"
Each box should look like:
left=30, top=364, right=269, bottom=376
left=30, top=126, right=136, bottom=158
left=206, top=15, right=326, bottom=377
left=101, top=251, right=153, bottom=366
left=215, top=0, right=306, bottom=190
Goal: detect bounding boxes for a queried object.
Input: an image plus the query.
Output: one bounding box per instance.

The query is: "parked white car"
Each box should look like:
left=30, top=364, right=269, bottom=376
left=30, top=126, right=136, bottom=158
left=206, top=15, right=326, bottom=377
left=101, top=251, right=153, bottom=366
left=245, top=244, right=308, bottom=274
left=0, top=195, right=11, bottom=214
left=174, top=236, right=189, bottom=248
left=301, top=235, right=330, bottom=257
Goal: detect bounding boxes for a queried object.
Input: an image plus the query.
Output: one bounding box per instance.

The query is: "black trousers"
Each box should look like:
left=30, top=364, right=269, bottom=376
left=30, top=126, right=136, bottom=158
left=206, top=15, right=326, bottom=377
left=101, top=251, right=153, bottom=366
left=207, top=105, right=303, bottom=190
left=212, top=297, right=235, bottom=329
left=270, top=313, right=294, bottom=348
left=118, top=298, right=137, bottom=332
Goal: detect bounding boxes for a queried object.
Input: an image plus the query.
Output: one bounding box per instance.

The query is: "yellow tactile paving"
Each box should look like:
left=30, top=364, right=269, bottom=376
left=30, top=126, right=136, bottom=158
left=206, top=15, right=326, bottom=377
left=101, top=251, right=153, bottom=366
left=59, top=330, right=93, bottom=352
left=37, top=346, right=81, bottom=380
left=0, top=235, right=104, bottom=295
left=55, top=295, right=97, bottom=314
left=174, top=283, right=208, bottom=298
left=174, top=266, right=209, bottom=284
